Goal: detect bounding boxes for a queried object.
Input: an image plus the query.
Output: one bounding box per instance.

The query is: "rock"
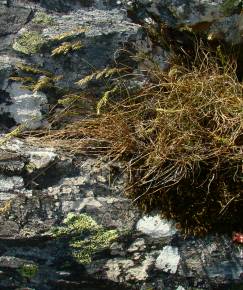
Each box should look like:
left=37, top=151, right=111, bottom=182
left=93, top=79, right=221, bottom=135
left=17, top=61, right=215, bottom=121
left=127, top=238, right=146, bottom=252
left=0, top=1, right=141, bottom=131
left=27, top=148, right=57, bottom=171
left=124, top=0, right=243, bottom=45
left=0, top=0, right=243, bottom=289
left=136, top=215, right=177, bottom=238
left=0, top=138, right=241, bottom=289
left=125, top=254, right=155, bottom=281
left=155, top=246, right=180, bottom=274
left=0, top=5, right=32, bottom=36
left=2, top=82, right=48, bottom=129
left=0, top=175, right=24, bottom=192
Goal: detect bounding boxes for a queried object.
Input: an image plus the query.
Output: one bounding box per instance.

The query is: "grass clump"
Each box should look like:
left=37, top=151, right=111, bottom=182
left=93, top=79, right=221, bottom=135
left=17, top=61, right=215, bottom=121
left=52, top=27, right=86, bottom=41
left=51, top=41, right=84, bottom=56
left=31, top=47, right=243, bottom=236
left=15, top=63, right=54, bottom=77
left=9, top=63, right=62, bottom=93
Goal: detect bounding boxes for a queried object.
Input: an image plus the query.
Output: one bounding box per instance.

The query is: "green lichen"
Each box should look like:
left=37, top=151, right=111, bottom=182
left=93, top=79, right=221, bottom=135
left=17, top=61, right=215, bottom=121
left=18, top=263, right=39, bottom=280
left=221, top=0, right=242, bottom=16
left=32, top=12, right=55, bottom=26
left=52, top=213, right=118, bottom=264
left=13, top=31, right=46, bottom=55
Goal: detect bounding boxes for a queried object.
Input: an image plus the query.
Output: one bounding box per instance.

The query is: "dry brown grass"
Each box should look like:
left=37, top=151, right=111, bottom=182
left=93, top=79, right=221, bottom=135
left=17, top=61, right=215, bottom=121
left=28, top=47, right=243, bottom=235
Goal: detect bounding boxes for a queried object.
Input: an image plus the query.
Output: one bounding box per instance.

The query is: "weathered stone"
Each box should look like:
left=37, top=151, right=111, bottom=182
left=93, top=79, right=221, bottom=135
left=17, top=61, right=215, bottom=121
left=123, top=0, right=243, bottom=45
left=0, top=0, right=243, bottom=289
left=0, top=175, right=24, bottom=192
left=2, top=82, right=48, bottom=129
left=0, top=138, right=241, bottom=289
left=155, top=246, right=181, bottom=274
left=0, top=5, right=32, bottom=36
left=136, top=215, right=177, bottom=238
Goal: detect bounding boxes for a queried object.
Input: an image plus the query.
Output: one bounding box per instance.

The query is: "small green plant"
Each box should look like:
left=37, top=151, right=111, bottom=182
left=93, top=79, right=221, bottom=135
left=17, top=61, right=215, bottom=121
left=0, top=124, right=26, bottom=145
left=32, top=75, right=62, bottom=92
left=32, top=11, right=55, bottom=26
left=9, top=76, right=34, bottom=84
left=97, top=85, right=118, bottom=115
left=10, top=63, right=62, bottom=93
left=18, top=263, right=39, bottom=280
left=15, top=63, right=53, bottom=77
left=52, top=213, right=118, bottom=264
left=221, top=0, right=242, bottom=16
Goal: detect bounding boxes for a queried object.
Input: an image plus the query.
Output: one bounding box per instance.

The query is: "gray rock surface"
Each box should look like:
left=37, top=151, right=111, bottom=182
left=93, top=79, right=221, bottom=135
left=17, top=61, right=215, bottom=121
left=123, top=0, right=243, bottom=45
left=0, top=0, right=141, bottom=130
left=0, top=138, right=242, bottom=290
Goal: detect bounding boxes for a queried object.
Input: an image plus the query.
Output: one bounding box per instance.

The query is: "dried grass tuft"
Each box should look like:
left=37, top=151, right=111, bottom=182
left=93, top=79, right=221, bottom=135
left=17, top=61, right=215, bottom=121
left=29, top=47, right=243, bottom=235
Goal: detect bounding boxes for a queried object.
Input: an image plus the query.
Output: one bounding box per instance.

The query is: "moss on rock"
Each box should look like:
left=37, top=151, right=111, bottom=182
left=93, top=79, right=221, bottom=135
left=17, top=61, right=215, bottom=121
left=18, top=263, right=39, bottom=280
left=13, top=31, right=46, bottom=55
left=32, top=12, right=55, bottom=26
left=221, top=0, right=242, bottom=16
left=52, top=213, right=119, bottom=264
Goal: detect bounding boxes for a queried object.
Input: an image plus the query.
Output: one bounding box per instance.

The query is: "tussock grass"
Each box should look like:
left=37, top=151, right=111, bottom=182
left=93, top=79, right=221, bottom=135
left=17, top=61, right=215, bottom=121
left=30, top=48, right=243, bottom=235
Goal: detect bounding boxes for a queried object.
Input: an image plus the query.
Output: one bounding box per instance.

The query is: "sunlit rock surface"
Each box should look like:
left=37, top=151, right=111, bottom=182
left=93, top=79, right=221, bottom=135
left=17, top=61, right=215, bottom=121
left=0, top=0, right=242, bottom=289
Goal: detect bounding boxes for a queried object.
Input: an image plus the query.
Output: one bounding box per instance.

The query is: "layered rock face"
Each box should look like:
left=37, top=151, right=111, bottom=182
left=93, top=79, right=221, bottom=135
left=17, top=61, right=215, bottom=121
left=124, top=0, right=243, bottom=44
left=0, top=0, right=242, bottom=289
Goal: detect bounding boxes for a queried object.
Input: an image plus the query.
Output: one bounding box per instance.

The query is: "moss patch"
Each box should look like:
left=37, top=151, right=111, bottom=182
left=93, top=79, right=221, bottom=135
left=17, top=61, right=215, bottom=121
left=18, top=263, right=39, bottom=280
left=33, top=12, right=55, bottom=26
left=52, top=213, right=118, bottom=264
left=221, top=0, right=242, bottom=16
left=13, top=31, right=46, bottom=55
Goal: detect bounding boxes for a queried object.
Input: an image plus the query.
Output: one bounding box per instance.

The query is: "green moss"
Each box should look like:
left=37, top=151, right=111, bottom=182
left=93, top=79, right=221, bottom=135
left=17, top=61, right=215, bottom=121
left=221, top=0, right=242, bottom=15
left=71, top=229, right=118, bottom=264
left=52, top=213, right=118, bottom=264
left=13, top=31, right=46, bottom=55
left=18, top=263, right=39, bottom=279
left=32, top=12, right=55, bottom=26
left=52, top=213, right=100, bottom=237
